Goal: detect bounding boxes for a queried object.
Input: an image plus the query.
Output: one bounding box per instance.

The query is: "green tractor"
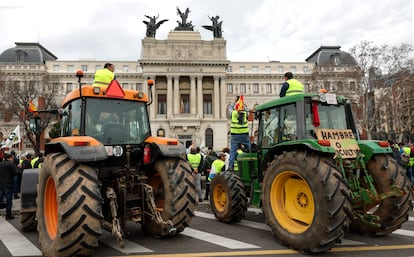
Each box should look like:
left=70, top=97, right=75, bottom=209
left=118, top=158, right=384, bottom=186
left=210, top=91, right=413, bottom=253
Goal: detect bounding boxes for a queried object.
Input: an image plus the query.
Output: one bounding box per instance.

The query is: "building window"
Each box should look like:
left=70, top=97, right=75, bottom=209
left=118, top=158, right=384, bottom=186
left=203, top=94, right=212, bottom=114
left=290, top=66, right=296, bottom=73
left=227, top=83, right=233, bottom=93
left=122, top=83, right=128, bottom=89
left=252, top=66, right=259, bottom=72
left=81, top=65, right=88, bottom=72
left=253, top=83, right=259, bottom=93
left=180, top=94, right=190, bottom=114
left=303, top=66, right=309, bottom=73
left=350, top=81, right=355, bottom=91
left=53, top=65, right=60, bottom=71
left=266, top=83, right=272, bottom=93
left=67, top=65, right=74, bottom=72
left=265, top=66, right=271, bottom=72
left=157, top=94, right=166, bottom=114
left=95, top=65, right=102, bottom=71
left=227, top=66, right=233, bottom=72
left=136, top=65, right=142, bottom=72
left=136, top=83, right=143, bottom=91
left=67, top=83, right=73, bottom=92
left=278, top=66, right=284, bottom=73
left=157, top=128, right=165, bottom=137
left=205, top=128, right=214, bottom=148
left=240, top=83, right=246, bottom=93
left=239, top=66, right=245, bottom=72
left=123, top=65, right=129, bottom=72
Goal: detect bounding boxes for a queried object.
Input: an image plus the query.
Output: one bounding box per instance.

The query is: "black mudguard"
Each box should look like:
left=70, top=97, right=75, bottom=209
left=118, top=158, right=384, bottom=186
left=20, top=168, right=40, bottom=213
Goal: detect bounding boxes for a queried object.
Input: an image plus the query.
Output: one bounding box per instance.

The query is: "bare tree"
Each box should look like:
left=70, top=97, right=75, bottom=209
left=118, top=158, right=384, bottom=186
left=349, top=41, right=413, bottom=140
left=0, top=73, right=60, bottom=154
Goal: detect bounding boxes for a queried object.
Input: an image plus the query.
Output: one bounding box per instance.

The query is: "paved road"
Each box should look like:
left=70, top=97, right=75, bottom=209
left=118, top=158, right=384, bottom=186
left=1, top=198, right=414, bottom=257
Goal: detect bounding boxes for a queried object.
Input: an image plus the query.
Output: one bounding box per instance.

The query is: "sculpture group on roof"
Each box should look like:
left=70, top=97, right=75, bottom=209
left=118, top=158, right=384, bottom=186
left=142, top=7, right=223, bottom=38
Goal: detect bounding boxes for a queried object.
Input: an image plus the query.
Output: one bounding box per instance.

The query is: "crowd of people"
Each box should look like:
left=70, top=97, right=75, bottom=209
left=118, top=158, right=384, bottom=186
left=390, top=141, right=414, bottom=186
left=0, top=151, right=43, bottom=220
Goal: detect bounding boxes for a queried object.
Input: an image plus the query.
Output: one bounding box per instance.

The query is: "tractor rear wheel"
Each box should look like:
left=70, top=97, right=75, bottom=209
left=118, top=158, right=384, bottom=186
left=262, top=151, right=352, bottom=253
left=37, top=153, right=103, bottom=257
left=143, top=158, right=196, bottom=237
left=210, top=171, right=247, bottom=223
left=20, top=212, right=37, bottom=232
left=350, top=154, right=413, bottom=236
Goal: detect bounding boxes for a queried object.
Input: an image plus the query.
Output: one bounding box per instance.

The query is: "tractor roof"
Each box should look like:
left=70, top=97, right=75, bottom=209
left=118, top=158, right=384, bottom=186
left=62, top=84, right=148, bottom=107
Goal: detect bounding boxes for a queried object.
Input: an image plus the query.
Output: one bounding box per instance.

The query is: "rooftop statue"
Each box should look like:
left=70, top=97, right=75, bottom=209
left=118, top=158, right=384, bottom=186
left=143, top=14, right=168, bottom=38
left=202, top=15, right=223, bottom=38
left=174, top=7, right=194, bottom=31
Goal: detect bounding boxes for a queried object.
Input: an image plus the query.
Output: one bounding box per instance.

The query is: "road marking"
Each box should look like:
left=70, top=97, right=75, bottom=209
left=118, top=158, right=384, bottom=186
left=0, top=216, right=42, bottom=256
left=393, top=229, right=414, bottom=237
left=100, top=230, right=153, bottom=254
left=181, top=228, right=260, bottom=249
left=195, top=211, right=364, bottom=246
left=113, top=245, right=414, bottom=257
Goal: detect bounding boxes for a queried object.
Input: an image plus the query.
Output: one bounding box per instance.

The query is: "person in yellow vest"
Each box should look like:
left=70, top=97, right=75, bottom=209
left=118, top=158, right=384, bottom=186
left=228, top=96, right=251, bottom=171
left=187, top=146, right=203, bottom=202
left=92, top=63, right=115, bottom=87
left=31, top=153, right=43, bottom=169
left=401, top=145, right=414, bottom=185
left=233, top=144, right=244, bottom=172
left=208, top=153, right=227, bottom=182
left=279, top=72, right=304, bottom=97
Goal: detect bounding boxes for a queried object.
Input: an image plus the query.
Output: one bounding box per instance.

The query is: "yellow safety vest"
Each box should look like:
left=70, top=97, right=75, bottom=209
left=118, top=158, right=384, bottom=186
left=234, top=149, right=244, bottom=171
left=230, top=110, right=249, bottom=134
left=187, top=153, right=202, bottom=170
left=93, top=68, right=114, bottom=87
left=208, top=159, right=226, bottom=181
left=286, top=79, right=304, bottom=96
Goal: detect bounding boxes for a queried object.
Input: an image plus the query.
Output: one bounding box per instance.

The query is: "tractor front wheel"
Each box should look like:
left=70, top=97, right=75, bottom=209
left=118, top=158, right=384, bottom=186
left=37, top=153, right=103, bottom=257
left=262, top=151, right=352, bottom=253
left=210, top=171, right=247, bottom=223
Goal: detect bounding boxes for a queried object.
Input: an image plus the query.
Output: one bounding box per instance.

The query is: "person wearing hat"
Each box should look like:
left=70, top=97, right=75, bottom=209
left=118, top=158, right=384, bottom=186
left=279, top=72, right=304, bottom=97
left=208, top=153, right=226, bottom=182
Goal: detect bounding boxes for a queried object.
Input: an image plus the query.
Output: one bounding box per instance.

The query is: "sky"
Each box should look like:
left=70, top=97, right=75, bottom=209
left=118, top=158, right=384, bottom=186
left=0, top=0, right=412, bottom=62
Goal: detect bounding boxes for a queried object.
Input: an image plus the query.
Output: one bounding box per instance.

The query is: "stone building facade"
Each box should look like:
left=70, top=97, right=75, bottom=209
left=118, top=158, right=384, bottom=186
left=0, top=36, right=362, bottom=152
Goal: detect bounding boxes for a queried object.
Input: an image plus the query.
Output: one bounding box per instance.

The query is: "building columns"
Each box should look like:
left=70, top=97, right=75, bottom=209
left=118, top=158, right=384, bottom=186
left=213, top=76, right=220, bottom=119
left=220, top=76, right=226, bottom=119
left=190, top=76, right=196, bottom=114
left=167, top=75, right=173, bottom=119
left=197, top=76, right=203, bottom=117
left=173, top=76, right=180, bottom=115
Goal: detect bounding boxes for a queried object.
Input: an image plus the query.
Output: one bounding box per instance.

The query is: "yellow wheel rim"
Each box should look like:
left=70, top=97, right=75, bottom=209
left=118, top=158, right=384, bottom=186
left=213, top=184, right=227, bottom=212
left=271, top=171, right=314, bottom=234
left=44, top=177, right=58, bottom=239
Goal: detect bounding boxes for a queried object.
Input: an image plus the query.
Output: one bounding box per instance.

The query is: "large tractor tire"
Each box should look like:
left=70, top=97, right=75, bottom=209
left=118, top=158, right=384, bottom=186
left=262, top=151, right=352, bottom=253
left=37, top=153, right=103, bottom=257
left=350, top=154, right=413, bottom=236
left=210, top=171, right=247, bottom=223
left=143, top=158, right=196, bottom=237
left=20, top=212, right=37, bottom=232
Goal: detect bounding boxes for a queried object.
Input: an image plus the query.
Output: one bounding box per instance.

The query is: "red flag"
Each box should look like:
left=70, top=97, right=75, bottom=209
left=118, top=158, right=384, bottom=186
left=235, top=95, right=244, bottom=111
left=28, top=100, right=38, bottom=113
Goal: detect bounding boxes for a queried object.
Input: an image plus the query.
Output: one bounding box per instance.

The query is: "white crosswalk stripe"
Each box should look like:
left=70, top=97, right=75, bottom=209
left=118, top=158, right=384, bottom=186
left=195, top=211, right=365, bottom=246
left=0, top=217, right=42, bottom=256
left=0, top=211, right=413, bottom=256
left=181, top=227, right=260, bottom=249
left=100, top=230, right=153, bottom=254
